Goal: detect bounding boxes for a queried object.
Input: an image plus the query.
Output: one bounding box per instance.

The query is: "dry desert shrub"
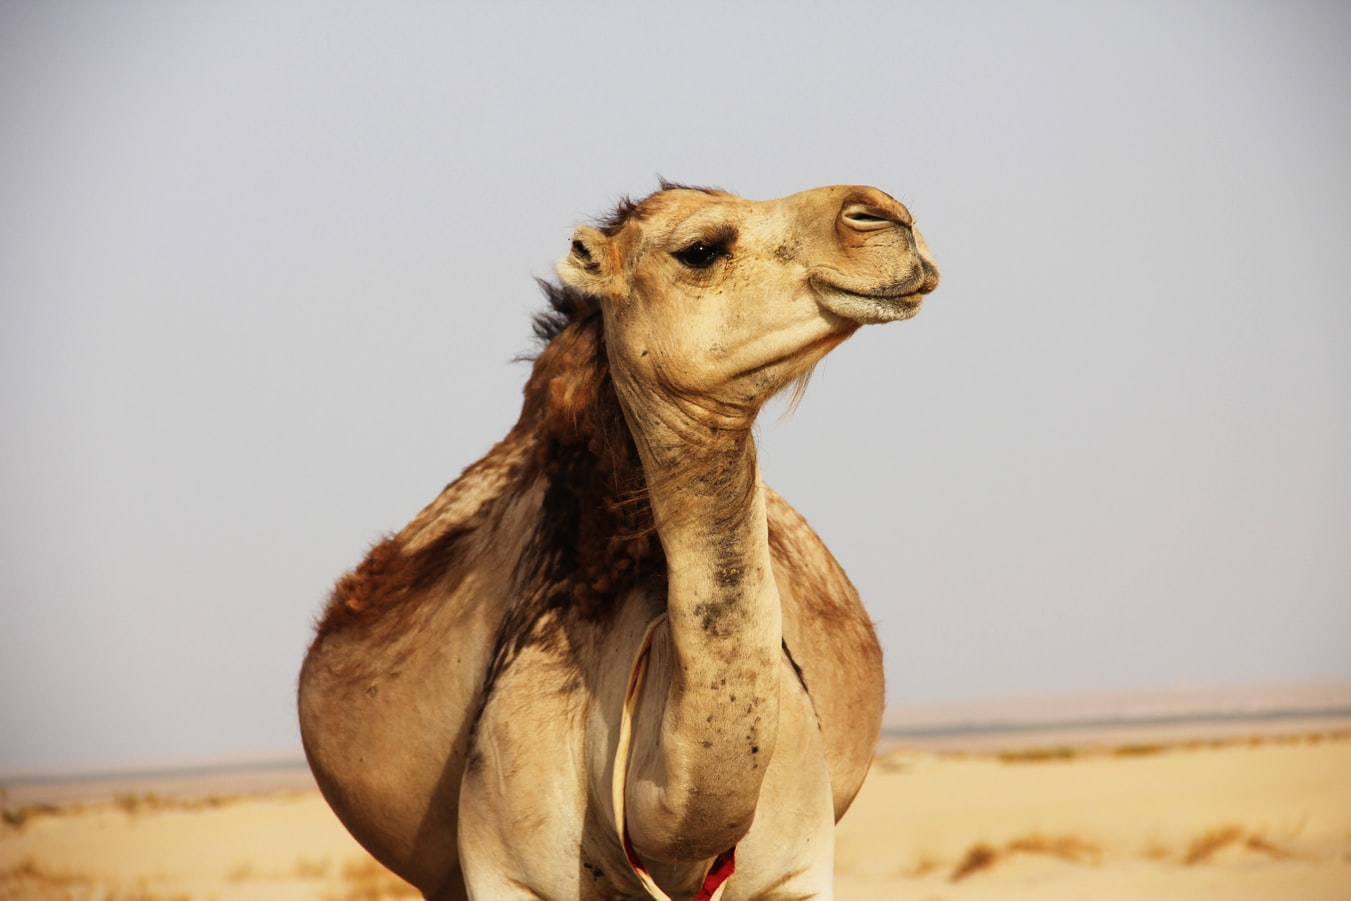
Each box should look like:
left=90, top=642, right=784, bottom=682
left=1182, top=824, right=1295, bottom=865
left=985, top=729, right=1351, bottom=768
left=950, top=843, right=1000, bottom=882
left=1110, top=742, right=1168, bottom=758
left=950, top=832, right=1102, bottom=881
left=996, top=746, right=1080, bottom=764
left=0, top=860, right=191, bottom=900
left=1243, top=833, right=1297, bottom=861
left=1, top=787, right=63, bottom=829
left=113, top=790, right=164, bottom=814
left=110, top=790, right=241, bottom=816
left=326, top=856, right=421, bottom=901
left=1007, top=833, right=1101, bottom=864
left=0, top=858, right=79, bottom=892
left=1183, top=825, right=1245, bottom=865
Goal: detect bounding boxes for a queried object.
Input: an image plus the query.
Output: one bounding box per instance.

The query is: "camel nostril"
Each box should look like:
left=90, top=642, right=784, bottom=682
left=840, top=196, right=913, bottom=231
left=843, top=208, right=892, bottom=227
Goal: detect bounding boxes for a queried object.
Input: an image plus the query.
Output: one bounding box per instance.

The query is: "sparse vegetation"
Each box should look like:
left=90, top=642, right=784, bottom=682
left=323, top=857, right=421, bottom=901
left=942, top=822, right=1307, bottom=882
left=3, top=730, right=1342, bottom=897
left=0, top=858, right=94, bottom=897
left=1183, top=825, right=1245, bottom=865
left=0, top=787, right=23, bottom=828
left=1110, top=742, right=1168, bottom=758
left=950, top=833, right=1102, bottom=881
left=1244, top=833, right=1297, bottom=861
left=971, top=728, right=1351, bottom=766
left=0, top=857, right=198, bottom=901
left=0, top=788, right=61, bottom=830
left=1183, top=825, right=1295, bottom=865
left=997, top=745, right=1080, bottom=764
left=114, top=790, right=164, bottom=814
left=1007, top=833, right=1101, bottom=863
left=950, top=842, right=999, bottom=881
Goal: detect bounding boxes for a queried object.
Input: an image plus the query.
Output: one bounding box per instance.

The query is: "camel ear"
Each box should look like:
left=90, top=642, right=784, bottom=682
left=557, top=225, right=617, bottom=297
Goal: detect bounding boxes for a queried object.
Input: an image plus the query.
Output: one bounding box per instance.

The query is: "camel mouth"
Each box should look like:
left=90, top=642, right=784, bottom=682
left=831, top=286, right=924, bottom=309
left=840, top=285, right=924, bottom=303
left=810, top=269, right=926, bottom=300
left=811, top=277, right=925, bottom=324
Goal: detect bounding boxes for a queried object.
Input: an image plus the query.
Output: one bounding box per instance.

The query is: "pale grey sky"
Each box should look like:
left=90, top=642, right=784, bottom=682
left=2, top=1, right=1348, bottom=773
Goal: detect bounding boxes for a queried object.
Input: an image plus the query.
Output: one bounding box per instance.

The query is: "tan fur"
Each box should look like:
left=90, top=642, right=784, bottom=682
left=298, top=184, right=939, bottom=900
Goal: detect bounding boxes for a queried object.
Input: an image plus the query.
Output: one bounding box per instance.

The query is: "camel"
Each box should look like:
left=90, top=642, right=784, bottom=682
left=298, top=183, right=939, bottom=900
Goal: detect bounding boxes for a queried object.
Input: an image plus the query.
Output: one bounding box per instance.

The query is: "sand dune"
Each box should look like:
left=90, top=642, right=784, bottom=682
left=4, top=731, right=1349, bottom=899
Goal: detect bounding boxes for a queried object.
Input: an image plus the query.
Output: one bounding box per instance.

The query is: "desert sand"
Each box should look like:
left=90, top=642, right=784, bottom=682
left=3, top=731, right=1350, bottom=900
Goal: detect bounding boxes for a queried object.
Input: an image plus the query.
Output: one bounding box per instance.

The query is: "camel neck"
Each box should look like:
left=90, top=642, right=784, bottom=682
left=647, top=432, right=780, bottom=662
left=616, top=385, right=784, bottom=860
left=615, top=389, right=779, bottom=650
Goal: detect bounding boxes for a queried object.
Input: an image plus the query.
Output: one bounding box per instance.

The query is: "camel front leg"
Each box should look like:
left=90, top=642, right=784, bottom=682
left=458, top=747, right=573, bottom=901
left=456, top=649, right=596, bottom=901
left=457, top=777, right=539, bottom=900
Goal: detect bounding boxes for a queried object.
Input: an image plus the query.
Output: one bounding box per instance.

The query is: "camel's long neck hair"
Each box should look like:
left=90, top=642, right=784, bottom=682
left=517, top=282, right=666, bottom=617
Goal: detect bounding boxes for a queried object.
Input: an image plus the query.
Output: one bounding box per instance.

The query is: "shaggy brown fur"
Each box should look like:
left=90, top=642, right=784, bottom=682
left=517, top=283, right=666, bottom=618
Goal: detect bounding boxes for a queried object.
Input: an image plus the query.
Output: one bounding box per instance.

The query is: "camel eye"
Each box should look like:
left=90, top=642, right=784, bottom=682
left=673, top=240, right=728, bottom=269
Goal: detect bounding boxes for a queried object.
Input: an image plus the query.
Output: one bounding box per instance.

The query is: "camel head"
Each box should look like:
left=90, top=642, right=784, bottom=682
left=557, top=184, right=939, bottom=422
